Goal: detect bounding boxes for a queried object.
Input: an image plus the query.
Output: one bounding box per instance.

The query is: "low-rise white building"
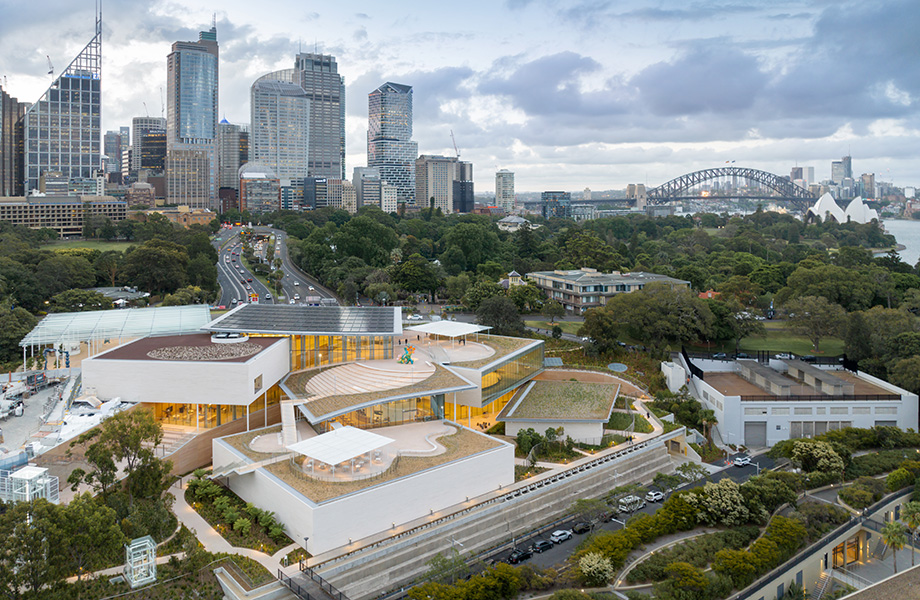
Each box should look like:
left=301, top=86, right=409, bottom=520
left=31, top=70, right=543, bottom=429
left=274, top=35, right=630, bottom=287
left=670, top=355, right=918, bottom=448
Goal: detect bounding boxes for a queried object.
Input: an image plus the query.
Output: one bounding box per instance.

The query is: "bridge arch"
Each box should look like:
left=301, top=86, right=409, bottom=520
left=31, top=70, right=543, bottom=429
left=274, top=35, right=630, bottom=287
left=646, top=166, right=816, bottom=205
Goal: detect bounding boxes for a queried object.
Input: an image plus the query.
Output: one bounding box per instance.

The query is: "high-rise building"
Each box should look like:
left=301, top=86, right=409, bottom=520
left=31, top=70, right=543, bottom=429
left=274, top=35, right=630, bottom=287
left=541, top=191, right=571, bottom=219
left=860, top=173, right=876, bottom=199
left=327, top=179, right=356, bottom=213
left=453, top=161, right=474, bottom=213
left=166, top=25, right=218, bottom=208
left=804, top=167, right=815, bottom=186
left=495, top=170, right=515, bottom=211
left=22, top=12, right=102, bottom=194
left=140, top=129, right=167, bottom=171
left=218, top=120, right=249, bottom=190
left=842, top=155, right=852, bottom=180
left=353, top=166, right=381, bottom=210
left=104, top=130, right=128, bottom=174
left=303, top=177, right=328, bottom=211
left=367, top=82, right=418, bottom=204
left=790, top=166, right=803, bottom=182
left=239, top=162, right=280, bottom=214
left=0, top=85, right=27, bottom=197
left=295, top=53, right=345, bottom=179
left=416, top=155, right=458, bottom=214
left=381, top=181, right=398, bottom=214
left=132, top=117, right=166, bottom=171
left=250, top=70, right=309, bottom=182
left=831, top=160, right=845, bottom=184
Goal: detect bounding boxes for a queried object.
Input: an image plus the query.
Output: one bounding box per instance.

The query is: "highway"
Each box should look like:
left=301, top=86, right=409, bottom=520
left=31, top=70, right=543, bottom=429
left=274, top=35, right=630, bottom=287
left=213, top=226, right=338, bottom=308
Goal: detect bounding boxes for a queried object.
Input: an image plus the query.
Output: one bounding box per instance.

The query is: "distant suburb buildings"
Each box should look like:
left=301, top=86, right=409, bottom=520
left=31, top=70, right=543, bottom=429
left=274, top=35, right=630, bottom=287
left=495, top=169, right=515, bottom=212
left=526, top=268, right=691, bottom=314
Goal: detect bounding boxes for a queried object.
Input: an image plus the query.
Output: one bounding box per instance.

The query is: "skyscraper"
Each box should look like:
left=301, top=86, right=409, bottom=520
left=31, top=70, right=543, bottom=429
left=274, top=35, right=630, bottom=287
left=166, top=25, right=218, bottom=208
left=453, top=162, right=473, bottom=213
left=218, top=120, right=249, bottom=191
left=495, top=169, right=515, bottom=211
left=250, top=69, right=309, bottom=182
left=542, top=191, right=571, bottom=219
left=104, top=129, right=129, bottom=174
left=132, top=117, right=166, bottom=171
left=416, top=155, right=460, bottom=214
left=831, top=160, right=845, bottom=184
left=295, top=53, right=345, bottom=179
left=0, top=85, right=27, bottom=197
left=22, top=11, right=102, bottom=194
left=367, top=82, right=418, bottom=204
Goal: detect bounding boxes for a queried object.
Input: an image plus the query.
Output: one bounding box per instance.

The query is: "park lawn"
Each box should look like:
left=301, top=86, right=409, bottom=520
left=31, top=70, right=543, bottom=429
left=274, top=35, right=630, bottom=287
left=40, top=239, right=134, bottom=252
left=525, top=320, right=583, bottom=335
left=690, top=320, right=845, bottom=356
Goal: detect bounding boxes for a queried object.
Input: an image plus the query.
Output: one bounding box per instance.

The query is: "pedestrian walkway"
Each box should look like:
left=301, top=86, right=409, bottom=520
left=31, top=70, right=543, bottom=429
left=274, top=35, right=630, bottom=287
left=615, top=528, right=720, bottom=591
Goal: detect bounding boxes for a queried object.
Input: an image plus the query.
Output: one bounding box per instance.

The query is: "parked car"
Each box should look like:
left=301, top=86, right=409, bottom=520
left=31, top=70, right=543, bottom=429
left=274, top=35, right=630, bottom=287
left=801, top=355, right=817, bottom=363
left=532, top=540, right=554, bottom=553
left=774, top=352, right=793, bottom=360
left=734, top=352, right=751, bottom=359
left=507, top=548, right=532, bottom=564
left=734, top=455, right=752, bottom=467
left=713, top=352, right=728, bottom=359
left=618, top=495, right=646, bottom=513
left=645, top=490, right=664, bottom=502
left=572, top=522, right=591, bottom=534
left=407, top=314, right=424, bottom=321
left=550, top=530, right=572, bottom=543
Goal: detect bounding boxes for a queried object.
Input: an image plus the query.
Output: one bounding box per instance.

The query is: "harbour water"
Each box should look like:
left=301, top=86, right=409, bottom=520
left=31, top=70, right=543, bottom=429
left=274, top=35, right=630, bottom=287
left=882, top=219, right=920, bottom=267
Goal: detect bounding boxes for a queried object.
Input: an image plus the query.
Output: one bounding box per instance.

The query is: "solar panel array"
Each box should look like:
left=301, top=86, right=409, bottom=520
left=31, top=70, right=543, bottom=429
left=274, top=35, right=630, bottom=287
left=205, top=305, right=401, bottom=336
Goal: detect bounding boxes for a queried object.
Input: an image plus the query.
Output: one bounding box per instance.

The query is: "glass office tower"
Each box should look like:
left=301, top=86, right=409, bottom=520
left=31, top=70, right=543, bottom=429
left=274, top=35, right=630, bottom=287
left=22, top=15, right=102, bottom=194
left=250, top=70, right=310, bottom=182
left=367, top=82, right=418, bottom=204
left=294, top=53, right=345, bottom=180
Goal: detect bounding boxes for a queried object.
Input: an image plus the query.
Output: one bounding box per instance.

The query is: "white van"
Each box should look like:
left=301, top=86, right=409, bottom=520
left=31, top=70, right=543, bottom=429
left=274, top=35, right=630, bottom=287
left=618, top=495, right=646, bottom=513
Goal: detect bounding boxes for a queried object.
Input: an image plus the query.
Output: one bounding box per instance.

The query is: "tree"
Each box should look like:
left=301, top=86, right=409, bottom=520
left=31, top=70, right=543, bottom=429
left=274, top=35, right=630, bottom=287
left=578, top=552, right=615, bottom=586
left=58, top=492, right=126, bottom=580
left=394, top=253, right=441, bottom=295
left=790, top=439, right=844, bottom=474
left=901, top=501, right=920, bottom=567
left=541, top=299, right=565, bottom=323
left=425, top=548, right=469, bottom=584
left=462, top=280, right=505, bottom=311
left=882, top=521, right=908, bottom=574
left=686, top=478, right=749, bottom=526
left=784, top=296, right=846, bottom=352
left=48, top=288, right=113, bottom=312
left=676, top=461, right=710, bottom=484
left=699, top=409, right=717, bottom=442
left=161, top=285, right=212, bottom=306
left=94, top=250, right=122, bottom=287
left=476, top=296, right=524, bottom=336
left=0, top=305, right=39, bottom=363
left=509, top=283, right=544, bottom=314
left=122, top=239, right=190, bottom=295
left=569, top=498, right=608, bottom=531
left=653, top=472, right=684, bottom=495
left=890, top=356, right=920, bottom=395
left=601, top=283, right=714, bottom=349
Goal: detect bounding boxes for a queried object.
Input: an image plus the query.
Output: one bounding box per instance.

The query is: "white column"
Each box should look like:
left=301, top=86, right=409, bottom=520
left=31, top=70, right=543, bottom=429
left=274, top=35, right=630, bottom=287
left=264, top=392, right=267, bottom=428
left=246, top=402, right=250, bottom=432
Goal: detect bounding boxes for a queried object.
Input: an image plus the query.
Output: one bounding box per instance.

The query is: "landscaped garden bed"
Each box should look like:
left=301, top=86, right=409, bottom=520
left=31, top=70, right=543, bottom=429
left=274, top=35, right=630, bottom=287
left=606, top=411, right=654, bottom=433
left=624, top=527, right=760, bottom=584
left=185, top=473, right=292, bottom=554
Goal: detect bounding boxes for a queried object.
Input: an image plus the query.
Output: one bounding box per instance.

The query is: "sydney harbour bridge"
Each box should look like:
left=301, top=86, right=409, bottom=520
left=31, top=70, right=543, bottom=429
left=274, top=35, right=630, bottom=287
left=644, top=166, right=817, bottom=208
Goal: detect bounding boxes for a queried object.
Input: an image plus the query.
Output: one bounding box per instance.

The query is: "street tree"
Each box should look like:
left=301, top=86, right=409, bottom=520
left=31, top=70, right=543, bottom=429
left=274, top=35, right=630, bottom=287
left=901, top=501, right=920, bottom=567
left=569, top=498, right=608, bottom=531
left=785, top=296, right=846, bottom=352
left=508, top=282, right=544, bottom=314
left=653, top=472, right=684, bottom=495
left=541, top=299, right=565, bottom=323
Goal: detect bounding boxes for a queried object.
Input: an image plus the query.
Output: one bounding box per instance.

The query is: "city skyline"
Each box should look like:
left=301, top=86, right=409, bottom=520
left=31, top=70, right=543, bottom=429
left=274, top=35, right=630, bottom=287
left=0, top=0, right=917, bottom=193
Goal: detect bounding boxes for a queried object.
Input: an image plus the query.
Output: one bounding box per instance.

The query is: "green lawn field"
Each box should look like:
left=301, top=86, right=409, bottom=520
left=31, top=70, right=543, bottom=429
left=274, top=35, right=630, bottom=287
left=41, top=240, right=135, bottom=252
left=690, top=319, right=845, bottom=356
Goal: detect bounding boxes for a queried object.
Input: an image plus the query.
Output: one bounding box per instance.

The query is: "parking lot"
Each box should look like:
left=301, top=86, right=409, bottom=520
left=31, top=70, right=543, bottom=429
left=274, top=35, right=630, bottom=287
left=0, top=383, right=63, bottom=454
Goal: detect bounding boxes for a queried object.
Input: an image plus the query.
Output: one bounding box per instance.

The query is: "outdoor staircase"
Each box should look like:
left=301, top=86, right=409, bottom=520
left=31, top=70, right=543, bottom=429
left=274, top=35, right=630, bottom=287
left=149, top=427, right=197, bottom=457
left=812, top=571, right=833, bottom=600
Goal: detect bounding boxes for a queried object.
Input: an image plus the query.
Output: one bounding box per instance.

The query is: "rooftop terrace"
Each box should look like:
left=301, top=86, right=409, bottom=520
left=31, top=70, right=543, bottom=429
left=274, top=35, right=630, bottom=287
left=94, top=333, right=282, bottom=362
left=499, top=380, right=619, bottom=422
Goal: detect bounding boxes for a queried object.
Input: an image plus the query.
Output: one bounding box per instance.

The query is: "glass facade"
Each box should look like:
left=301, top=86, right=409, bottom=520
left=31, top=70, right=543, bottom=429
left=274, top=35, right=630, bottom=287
left=367, top=83, right=417, bottom=204
left=295, top=53, right=345, bottom=180
left=481, top=344, right=544, bottom=405
left=447, top=387, right=517, bottom=423
left=149, top=383, right=283, bottom=429
left=23, top=29, right=102, bottom=193
left=323, top=394, right=444, bottom=431
left=289, top=334, right=394, bottom=370
left=250, top=71, right=310, bottom=182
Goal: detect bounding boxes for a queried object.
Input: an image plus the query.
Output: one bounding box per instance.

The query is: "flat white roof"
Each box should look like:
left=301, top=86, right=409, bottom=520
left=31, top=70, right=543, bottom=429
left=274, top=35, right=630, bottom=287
left=286, top=426, right=394, bottom=465
left=21, top=305, right=212, bottom=347
left=404, top=322, right=491, bottom=338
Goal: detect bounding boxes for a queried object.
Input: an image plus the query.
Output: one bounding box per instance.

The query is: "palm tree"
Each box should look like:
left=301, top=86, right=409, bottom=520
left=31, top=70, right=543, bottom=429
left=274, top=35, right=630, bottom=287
left=700, top=409, right=717, bottom=443
left=882, top=521, right=908, bottom=574
left=901, top=501, right=920, bottom=567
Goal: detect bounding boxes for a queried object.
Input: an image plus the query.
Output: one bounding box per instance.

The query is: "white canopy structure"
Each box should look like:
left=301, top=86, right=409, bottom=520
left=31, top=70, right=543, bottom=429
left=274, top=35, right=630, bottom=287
left=20, top=305, right=212, bottom=348
left=404, top=322, right=491, bottom=338
left=844, top=197, right=879, bottom=224
left=807, top=192, right=846, bottom=223
left=286, top=426, right=394, bottom=466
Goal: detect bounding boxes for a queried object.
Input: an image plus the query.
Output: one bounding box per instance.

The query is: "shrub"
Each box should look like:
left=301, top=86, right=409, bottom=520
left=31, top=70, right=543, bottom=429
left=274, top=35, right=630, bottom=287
left=626, top=527, right=759, bottom=584
left=579, top=552, right=615, bottom=586
left=848, top=450, right=912, bottom=478
left=839, top=487, right=874, bottom=509
left=888, top=468, right=914, bottom=492
left=685, top=478, right=750, bottom=526
left=233, top=517, right=252, bottom=535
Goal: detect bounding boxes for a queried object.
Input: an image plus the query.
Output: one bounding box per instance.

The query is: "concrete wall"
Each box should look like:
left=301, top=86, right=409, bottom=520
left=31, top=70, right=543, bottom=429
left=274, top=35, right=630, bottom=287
left=221, top=439, right=514, bottom=556
left=446, top=365, right=483, bottom=407
left=661, top=361, right=687, bottom=393
left=315, top=440, right=677, bottom=600
left=82, top=338, right=290, bottom=407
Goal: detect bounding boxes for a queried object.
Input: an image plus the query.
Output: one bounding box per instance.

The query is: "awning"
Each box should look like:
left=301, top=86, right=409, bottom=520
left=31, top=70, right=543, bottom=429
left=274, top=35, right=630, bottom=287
left=286, top=426, right=394, bottom=465
left=404, top=322, right=491, bottom=338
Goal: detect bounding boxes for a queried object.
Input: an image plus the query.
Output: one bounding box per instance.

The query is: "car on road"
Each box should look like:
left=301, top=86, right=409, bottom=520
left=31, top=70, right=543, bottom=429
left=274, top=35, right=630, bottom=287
left=289, top=299, right=296, bottom=304
left=774, top=352, right=793, bottom=360
left=407, top=314, right=424, bottom=321
left=507, top=548, right=532, bottom=564
left=713, top=352, right=728, bottom=359
left=572, top=522, right=591, bottom=534
left=265, top=293, right=272, bottom=300
left=231, top=298, right=238, bottom=305
left=247, top=278, right=252, bottom=282
left=801, top=355, right=817, bottom=363
left=532, top=540, right=554, bottom=553
left=294, top=281, right=299, bottom=286
left=734, top=352, right=751, bottom=359
left=550, top=530, right=572, bottom=543
left=294, top=294, right=300, bottom=300
left=308, top=285, right=314, bottom=291
left=734, top=456, right=752, bottom=467
left=645, top=490, right=664, bottom=502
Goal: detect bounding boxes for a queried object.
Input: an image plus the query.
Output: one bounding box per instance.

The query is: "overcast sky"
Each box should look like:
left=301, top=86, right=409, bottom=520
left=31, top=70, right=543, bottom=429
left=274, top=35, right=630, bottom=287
left=1, top=0, right=918, bottom=193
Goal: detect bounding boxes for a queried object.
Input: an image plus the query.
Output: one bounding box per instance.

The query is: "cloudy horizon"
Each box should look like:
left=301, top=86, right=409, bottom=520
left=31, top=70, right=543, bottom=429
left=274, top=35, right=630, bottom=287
left=1, top=0, right=918, bottom=194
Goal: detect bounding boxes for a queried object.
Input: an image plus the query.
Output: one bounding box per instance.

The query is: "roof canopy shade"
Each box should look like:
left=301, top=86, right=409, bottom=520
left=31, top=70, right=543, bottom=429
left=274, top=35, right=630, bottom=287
left=20, top=305, right=212, bottom=347
left=204, top=304, right=402, bottom=336
left=404, top=322, right=491, bottom=338
left=286, top=426, right=394, bottom=465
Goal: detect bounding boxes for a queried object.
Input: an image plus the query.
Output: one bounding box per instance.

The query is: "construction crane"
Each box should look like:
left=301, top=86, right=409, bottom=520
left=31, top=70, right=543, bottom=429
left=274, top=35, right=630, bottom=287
left=46, top=55, right=54, bottom=80
left=143, top=102, right=149, bottom=118
left=160, top=86, right=165, bottom=118
left=450, top=130, right=460, bottom=159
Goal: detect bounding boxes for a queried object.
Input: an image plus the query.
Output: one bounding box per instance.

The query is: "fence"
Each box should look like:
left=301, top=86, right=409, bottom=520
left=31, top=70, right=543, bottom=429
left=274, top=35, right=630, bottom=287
left=740, top=394, right=900, bottom=402
left=279, top=570, right=320, bottom=600
left=300, top=562, right=350, bottom=600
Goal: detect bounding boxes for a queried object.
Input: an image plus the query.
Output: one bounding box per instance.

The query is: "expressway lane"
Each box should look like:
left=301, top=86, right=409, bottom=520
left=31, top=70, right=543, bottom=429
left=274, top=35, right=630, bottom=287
left=214, top=228, right=276, bottom=307
left=254, top=227, right=339, bottom=306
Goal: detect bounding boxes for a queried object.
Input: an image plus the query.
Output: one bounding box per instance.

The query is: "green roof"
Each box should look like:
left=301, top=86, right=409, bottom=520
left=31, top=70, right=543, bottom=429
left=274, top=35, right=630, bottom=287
left=498, top=380, right=619, bottom=422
